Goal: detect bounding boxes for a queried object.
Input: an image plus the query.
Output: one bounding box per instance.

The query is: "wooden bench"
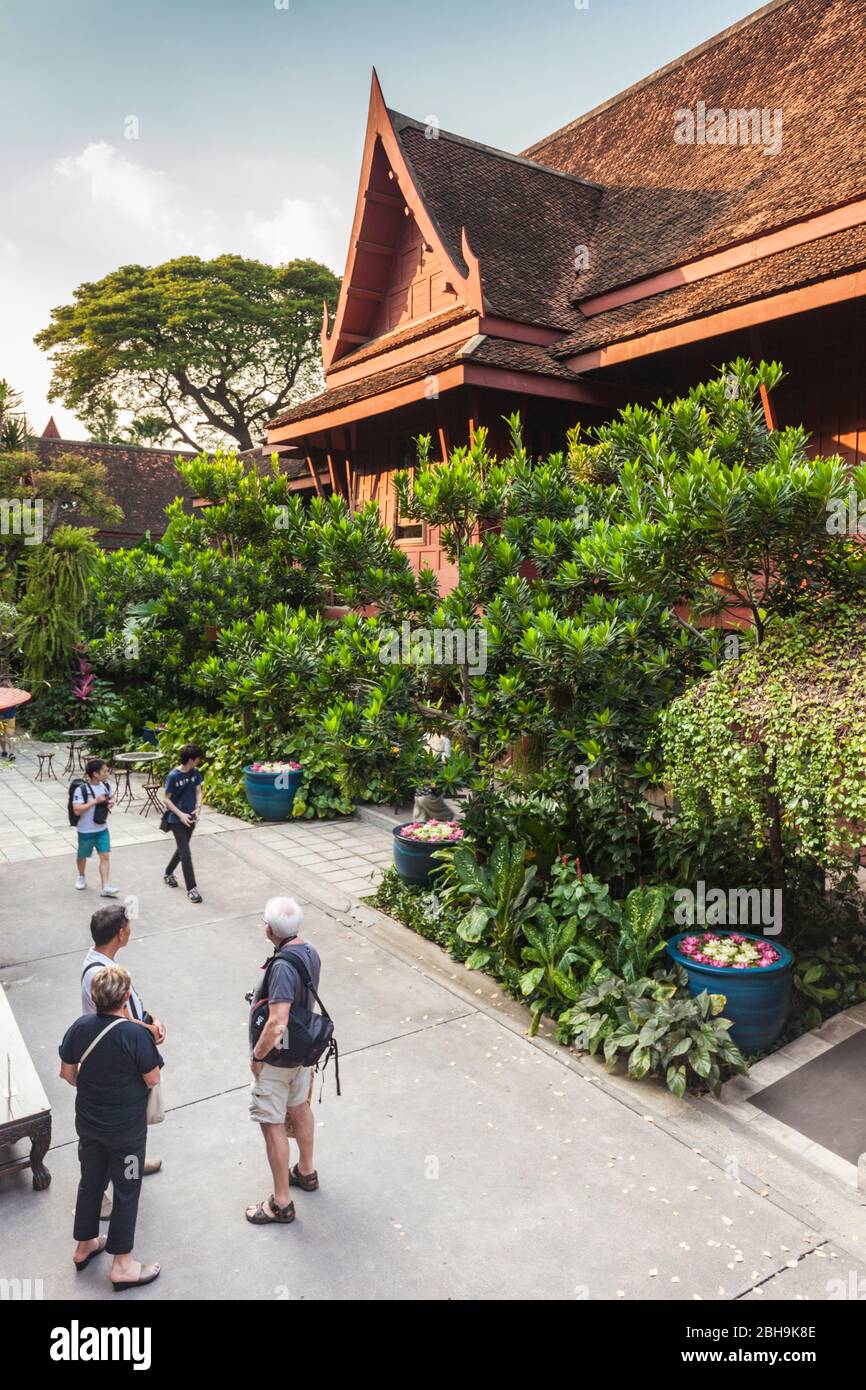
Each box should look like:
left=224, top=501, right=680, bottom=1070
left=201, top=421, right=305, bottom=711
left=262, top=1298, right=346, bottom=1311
left=0, top=983, right=51, bottom=1190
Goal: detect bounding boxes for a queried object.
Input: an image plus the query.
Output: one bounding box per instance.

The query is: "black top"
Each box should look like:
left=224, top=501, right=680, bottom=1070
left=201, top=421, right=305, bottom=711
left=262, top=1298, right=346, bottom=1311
left=59, top=1015, right=163, bottom=1135
left=163, top=767, right=203, bottom=825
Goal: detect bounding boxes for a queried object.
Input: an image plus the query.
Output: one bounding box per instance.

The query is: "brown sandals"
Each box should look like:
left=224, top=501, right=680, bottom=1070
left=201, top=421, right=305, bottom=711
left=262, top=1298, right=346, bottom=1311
left=289, top=1164, right=319, bottom=1191
left=246, top=1195, right=296, bottom=1225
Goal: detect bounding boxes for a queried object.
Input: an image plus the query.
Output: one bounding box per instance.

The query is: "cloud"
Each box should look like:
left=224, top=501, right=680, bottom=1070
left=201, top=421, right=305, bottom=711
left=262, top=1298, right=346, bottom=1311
left=7, top=143, right=348, bottom=433
left=243, top=195, right=346, bottom=271
left=56, top=141, right=177, bottom=226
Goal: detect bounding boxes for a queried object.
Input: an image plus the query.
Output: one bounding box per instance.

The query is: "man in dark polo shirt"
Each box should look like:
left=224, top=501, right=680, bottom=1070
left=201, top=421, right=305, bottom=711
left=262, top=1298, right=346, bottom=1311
left=245, top=896, right=322, bottom=1227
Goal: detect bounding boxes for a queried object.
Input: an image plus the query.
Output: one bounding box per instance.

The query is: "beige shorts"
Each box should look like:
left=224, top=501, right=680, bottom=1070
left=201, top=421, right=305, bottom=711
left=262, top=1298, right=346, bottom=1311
left=249, top=1062, right=313, bottom=1125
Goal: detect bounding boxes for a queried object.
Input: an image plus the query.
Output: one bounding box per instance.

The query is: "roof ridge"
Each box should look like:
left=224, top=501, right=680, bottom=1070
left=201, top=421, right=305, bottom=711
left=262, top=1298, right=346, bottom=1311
left=521, top=0, right=795, bottom=157
left=388, top=109, right=604, bottom=189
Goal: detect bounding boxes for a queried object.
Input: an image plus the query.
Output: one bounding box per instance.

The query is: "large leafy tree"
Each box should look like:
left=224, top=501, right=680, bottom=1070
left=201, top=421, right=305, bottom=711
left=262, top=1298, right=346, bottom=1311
left=35, top=255, right=340, bottom=451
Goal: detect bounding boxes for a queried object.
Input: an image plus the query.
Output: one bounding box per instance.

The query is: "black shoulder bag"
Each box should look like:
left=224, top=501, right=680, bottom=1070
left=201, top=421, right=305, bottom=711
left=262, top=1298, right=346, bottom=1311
left=248, top=951, right=340, bottom=1098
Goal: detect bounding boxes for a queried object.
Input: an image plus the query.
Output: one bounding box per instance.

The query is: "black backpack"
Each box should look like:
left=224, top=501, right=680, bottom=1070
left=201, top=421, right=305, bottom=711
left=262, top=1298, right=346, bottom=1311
left=67, top=780, right=110, bottom=828
left=248, top=950, right=340, bottom=1097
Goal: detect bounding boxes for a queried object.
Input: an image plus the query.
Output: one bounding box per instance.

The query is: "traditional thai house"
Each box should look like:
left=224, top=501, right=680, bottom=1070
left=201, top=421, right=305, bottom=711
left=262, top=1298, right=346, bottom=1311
left=266, top=0, right=866, bottom=592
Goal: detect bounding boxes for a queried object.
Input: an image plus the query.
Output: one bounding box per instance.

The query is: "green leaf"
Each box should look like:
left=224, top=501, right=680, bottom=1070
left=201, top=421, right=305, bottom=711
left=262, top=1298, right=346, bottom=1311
left=457, top=906, right=492, bottom=942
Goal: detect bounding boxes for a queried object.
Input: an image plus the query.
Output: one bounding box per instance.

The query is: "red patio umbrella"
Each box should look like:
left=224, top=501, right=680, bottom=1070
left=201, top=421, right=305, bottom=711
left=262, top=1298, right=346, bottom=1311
left=0, top=688, right=32, bottom=708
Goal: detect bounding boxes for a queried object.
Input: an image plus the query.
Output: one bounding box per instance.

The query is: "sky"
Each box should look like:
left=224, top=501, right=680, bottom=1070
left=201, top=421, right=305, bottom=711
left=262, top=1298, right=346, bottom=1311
left=0, top=0, right=762, bottom=438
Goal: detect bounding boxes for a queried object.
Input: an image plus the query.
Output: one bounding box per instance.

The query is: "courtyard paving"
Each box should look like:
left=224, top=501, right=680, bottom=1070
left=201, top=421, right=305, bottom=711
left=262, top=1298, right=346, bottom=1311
left=3, top=740, right=866, bottom=1300
left=0, top=740, right=393, bottom=898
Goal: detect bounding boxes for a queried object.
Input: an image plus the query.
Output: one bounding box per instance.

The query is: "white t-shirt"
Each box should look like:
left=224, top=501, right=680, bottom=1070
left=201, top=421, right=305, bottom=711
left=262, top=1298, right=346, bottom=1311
left=73, top=780, right=112, bottom=835
left=81, top=948, right=145, bottom=1020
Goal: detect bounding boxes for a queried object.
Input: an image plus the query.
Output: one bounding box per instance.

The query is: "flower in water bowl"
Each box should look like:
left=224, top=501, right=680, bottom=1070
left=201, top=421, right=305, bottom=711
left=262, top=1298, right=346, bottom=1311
left=398, top=819, right=464, bottom=843
left=678, top=932, right=780, bottom=969
left=250, top=761, right=301, bottom=773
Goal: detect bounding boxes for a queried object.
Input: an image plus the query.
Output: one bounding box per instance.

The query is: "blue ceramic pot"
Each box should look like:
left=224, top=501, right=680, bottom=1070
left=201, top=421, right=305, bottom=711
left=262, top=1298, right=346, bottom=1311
left=392, top=825, right=455, bottom=886
left=665, top=930, right=793, bottom=1054
left=243, top=765, right=303, bottom=822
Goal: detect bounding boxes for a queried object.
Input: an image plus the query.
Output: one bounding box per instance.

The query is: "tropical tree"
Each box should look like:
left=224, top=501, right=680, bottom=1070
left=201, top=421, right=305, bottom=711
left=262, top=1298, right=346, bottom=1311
left=36, top=255, right=341, bottom=451
left=0, top=379, right=31, bottom=451
left=124, top=415, right=173, bottom=447
left=0, top=449, right=122, bottom=588
left=16, top=526, right=100, bottom=688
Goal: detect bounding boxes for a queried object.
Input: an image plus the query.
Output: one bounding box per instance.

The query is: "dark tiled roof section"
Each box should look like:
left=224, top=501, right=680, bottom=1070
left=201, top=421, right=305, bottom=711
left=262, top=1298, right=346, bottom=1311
left=466, top=336, right=581, bottom=380
left=554, top=221, right=866, bottom=357
left=392, top=113, right=602, bottom=328
left=269, top=344, right=466, bottom=427
left=270, top=334, right=584, bottom=429
left=525, top=0, right=866, bottom=296
left=34, top=438, right=197, bottom=540
left=328, top=305, right=477, bottom=374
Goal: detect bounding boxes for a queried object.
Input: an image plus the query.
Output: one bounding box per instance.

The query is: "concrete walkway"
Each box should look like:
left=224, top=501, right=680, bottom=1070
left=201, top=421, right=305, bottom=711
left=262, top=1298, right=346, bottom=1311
left=3, top=748, right=866, bottom=1299
left=0, top=743, right=393, bottom=899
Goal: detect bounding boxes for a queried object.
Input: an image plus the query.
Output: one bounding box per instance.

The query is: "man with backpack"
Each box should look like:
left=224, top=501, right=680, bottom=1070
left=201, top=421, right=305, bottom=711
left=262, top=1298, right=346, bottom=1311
left=245, top=896, right=330, bottom=1227
left=71, top=758, right=119, bottom=897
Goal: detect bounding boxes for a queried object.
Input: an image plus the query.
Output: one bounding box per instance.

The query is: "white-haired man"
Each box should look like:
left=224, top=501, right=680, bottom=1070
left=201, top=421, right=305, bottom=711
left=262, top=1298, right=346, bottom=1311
left=245, top=896, right=322, bottom=1226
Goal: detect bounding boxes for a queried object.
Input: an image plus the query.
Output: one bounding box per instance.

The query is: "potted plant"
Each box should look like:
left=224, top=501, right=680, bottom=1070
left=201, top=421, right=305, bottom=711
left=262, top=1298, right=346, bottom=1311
left=140, top=720, right=167, bottom=748
left=393, top=819, right=465, bottom=886
left=243, top=760, right=304, bottom=821
left=665, top=930, right=793, bottom=1054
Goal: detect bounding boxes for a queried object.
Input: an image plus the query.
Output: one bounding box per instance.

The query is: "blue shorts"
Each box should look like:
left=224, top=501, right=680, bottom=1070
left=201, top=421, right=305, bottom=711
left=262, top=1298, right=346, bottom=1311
left=77, top=829, right=110, bottom=858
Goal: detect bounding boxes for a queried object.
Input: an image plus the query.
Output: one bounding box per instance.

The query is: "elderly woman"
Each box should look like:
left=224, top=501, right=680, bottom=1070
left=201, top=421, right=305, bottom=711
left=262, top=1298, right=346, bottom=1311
left=59, top=964, right=163, bottom=1291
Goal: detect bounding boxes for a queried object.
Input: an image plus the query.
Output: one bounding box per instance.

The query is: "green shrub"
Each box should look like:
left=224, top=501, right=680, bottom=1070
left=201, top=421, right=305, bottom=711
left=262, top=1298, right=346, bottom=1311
left=559, top=971, right=748, bottom=1097
left=366, top=866, right=472, bottom=962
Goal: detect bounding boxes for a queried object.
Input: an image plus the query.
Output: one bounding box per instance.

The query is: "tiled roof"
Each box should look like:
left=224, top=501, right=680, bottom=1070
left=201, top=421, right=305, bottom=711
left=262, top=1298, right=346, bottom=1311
left=553, top=222, right=866, bottom=357
left=464, top=336, right=581, bottom=380
left=524, top=0, right=866, bottom=298
left=269, top=335, right=583, bottom=429
left=327, top=306, right=476, bottom=374
left=270, top=344, right=465, bottom=427
left=391, top=112, right=601, bottom=328
left=34, top=438, right=197, bottom=541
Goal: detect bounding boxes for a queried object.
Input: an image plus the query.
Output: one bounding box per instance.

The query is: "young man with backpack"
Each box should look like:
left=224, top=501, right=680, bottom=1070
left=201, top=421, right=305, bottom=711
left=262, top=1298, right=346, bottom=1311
left=245, top=896, right=330, bottom=1227
left=71, top=758, right=119, bottom=897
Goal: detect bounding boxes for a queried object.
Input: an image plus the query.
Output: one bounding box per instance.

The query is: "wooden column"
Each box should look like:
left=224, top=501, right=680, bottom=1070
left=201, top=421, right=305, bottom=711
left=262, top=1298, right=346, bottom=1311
left=326, top=452, right=339, bottom=495
left=750, top=326, right=778, bottom=431
left=306, top=455, right=323, bottom=497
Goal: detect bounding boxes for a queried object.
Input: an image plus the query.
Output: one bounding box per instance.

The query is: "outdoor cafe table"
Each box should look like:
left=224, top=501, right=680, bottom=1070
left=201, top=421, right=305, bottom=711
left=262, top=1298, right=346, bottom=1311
left=112, top=751, right=163, bottom=812
left=59, top=729, right=107, bottom=777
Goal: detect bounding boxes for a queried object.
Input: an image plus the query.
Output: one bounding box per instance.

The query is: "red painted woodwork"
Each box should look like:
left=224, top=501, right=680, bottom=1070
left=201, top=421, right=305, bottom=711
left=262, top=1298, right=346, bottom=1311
left=369, top=213, right=456, bottom=336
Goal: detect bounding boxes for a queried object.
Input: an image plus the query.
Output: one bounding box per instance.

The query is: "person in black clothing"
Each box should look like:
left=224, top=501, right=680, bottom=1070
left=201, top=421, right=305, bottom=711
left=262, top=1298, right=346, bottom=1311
left=59, top=963, right=163, bottom=1292
left=162, top=743, right=204, bottom=903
